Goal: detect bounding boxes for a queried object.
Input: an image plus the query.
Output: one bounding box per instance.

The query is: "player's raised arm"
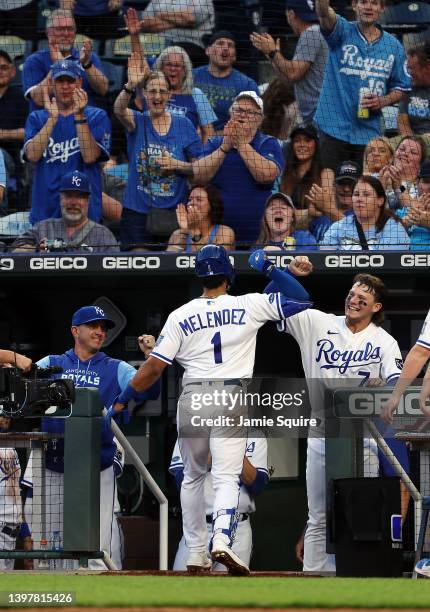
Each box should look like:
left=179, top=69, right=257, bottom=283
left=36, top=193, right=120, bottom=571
left=249, top=251, right=313, bottom=302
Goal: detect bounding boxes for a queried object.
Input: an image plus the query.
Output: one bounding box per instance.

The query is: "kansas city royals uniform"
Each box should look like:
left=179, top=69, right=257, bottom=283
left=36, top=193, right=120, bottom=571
left=417, top=309, right=430, bottom=351
left=278, top=310, right=403, bottom=572
left=0, top=447, right=23, bottom=570
left=24, top=106, right=111, bottom=225
left=169, top=436, right=268, bottom=571
left=23, top=350, right=159, bottom=570
left=152, top=291, right=310, bottom=558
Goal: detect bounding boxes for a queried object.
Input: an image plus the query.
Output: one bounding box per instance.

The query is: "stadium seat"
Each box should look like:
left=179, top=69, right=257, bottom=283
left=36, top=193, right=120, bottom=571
left=380, top=1, right=430, bottom=34
left=100, top=60, right=125, bottom=102
left=104, top=34, right=164, bottom=62
left=0, top=36, right=32, bottom=60
left=9, top=60, right=24, bottom=90
left=403, top=27, right=430, bottom=51
left=36, top=0, right=56, bottom=38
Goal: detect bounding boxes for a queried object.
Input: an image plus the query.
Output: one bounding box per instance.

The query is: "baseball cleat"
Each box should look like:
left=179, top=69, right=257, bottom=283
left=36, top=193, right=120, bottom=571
left=186, top=551, right=212, bottom=573
left=211, top=535, right=250, bottom=576
left=415, top=558, right=430, bottom=577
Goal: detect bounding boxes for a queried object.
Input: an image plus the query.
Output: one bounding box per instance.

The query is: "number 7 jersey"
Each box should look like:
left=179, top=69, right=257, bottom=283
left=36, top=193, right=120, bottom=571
left=151, top=292, right=308, bottom=378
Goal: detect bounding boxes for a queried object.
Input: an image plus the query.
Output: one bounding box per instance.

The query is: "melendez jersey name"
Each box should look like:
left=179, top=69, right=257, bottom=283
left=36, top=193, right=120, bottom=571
left=151, top=292, right=308, bottom=379
left=179, top=308, right=246, bottom=336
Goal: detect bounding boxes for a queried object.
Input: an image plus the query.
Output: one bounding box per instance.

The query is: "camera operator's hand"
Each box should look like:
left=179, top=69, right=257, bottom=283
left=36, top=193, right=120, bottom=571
left=0, top=350, right=32, bottom=372
left=15, top=353, right=32, bottom=372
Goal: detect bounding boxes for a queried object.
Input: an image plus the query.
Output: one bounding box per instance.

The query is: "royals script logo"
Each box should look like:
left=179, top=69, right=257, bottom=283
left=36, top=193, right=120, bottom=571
left=44, top=136, right=81, bottom=163
left=315, top=339, right=382, bottom=374
left=340, top=45, right=395, bottom=80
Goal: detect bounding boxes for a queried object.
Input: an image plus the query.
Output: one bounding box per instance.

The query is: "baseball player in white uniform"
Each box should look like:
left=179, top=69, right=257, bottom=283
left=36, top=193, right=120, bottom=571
left=169, top=435, right=269, bottom=571
left=113, top=245, right=313, bottom=575
left=266, top=271, right=404, bottom=573
left=0, top=416, right=33, bottom=570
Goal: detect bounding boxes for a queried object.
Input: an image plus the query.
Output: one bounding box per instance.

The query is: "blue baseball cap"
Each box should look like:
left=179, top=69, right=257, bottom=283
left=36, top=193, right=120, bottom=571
left=60, top=170, right=91, bottom=194
left=51, top=59, right=83, bottom=81
left=285, top=0, right=318, bottom=21
left=72, top=306, right=115, bottom=329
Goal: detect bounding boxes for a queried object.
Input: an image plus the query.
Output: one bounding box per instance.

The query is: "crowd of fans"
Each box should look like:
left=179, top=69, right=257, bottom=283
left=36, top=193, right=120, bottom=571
left=1, top=0, right=430, bottom=252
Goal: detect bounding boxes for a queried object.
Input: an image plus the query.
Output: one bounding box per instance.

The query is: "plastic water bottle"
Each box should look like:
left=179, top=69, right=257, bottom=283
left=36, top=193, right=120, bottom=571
left=50, top=531, right=62, bottom=571
left=37, top=539, right=50, bottom=570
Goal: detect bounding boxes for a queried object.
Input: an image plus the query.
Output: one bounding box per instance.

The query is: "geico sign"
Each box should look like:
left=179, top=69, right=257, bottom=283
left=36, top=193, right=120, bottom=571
left=347, top=391, right=424, bottom=416
left=30, top=257, right=88, bottom=270
left=176, top=255, right=235, bottom=269
left=103, top=256, right=160, bottom=269
left=325, top=254, right=385, bottom=268
left=401, top=254, right=430, bottom=267
left=0, top=258, right=14, bottom=271
left=267, top=254, right=295, bottom=268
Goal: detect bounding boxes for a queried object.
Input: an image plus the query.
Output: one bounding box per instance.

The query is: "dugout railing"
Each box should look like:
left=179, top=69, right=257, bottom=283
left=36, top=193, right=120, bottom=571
left=326, top=386, right=426, bottom=576
left=0, top=388, right=168, bottom=570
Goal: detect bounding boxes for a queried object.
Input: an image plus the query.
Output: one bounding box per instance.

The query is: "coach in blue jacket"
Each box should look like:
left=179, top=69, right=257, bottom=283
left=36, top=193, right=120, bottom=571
left=35, top=305, right=160, bottom=569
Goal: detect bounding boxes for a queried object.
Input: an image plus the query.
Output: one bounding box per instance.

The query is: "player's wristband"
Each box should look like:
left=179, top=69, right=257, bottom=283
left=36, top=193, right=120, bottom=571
left=82, top=60, right=93, bottom=70
left=123, top=84, right=135, bottom=95
left=268, top=49, right=279, bottom=60
left=74, top=118, right=87, bottom=124
left=118, top=383, right=136, bottom=404
left=219, top=146, right=229, bottom=154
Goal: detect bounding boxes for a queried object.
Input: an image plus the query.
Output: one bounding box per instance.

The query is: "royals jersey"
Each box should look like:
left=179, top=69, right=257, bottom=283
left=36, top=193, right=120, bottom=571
left=0, top=448, right=22, bottom=525
left=315, top=15, right=410, bottom=144
left=278, top=310, right=403, bottom=424
left=24, top=107, right=111, bottom=224
left=152, top=293, right=310, bottom=379
left=417, top=309, right=430, bottom=350
left=169, top=437, right=268, bottom=515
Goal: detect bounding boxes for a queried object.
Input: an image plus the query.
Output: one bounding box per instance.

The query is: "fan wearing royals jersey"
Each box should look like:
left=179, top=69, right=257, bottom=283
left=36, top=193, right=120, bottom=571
left=263, top=263, right=408, bottom=573
left=112, top=245, right=313, bottom=575
left=24, top=59, right=111, bottom=226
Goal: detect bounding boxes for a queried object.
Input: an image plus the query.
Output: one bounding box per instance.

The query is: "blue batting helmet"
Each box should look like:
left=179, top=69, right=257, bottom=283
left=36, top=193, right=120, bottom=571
left=195, top=245, right=235, bottom=284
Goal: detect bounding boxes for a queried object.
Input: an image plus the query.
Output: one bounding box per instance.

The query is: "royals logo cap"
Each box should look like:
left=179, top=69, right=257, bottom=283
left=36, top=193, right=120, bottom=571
left=60, top=170, right=91, bottom=194
left=51, top=59, right=83, bottom=80
left=72, top=306, right=115, bottom=329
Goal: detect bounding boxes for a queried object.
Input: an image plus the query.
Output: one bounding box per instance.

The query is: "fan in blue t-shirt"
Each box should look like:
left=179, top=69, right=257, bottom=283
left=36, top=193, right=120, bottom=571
left=193, top=31, right=260, bottom=132
left=114, top=65, right=202, bottom=247
left=313, top=0, right=411, bottom=170
left=192, top=91, right=284, bottom=245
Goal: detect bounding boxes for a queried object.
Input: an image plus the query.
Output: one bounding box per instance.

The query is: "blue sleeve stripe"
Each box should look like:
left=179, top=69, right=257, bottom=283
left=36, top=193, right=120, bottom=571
left=417, top=340, right=430, bottom=349
left=169, top=464, right=184, bottom=473
left=386, top=373, right=400, bottom=383
left=151, top=351, right=172, bottom=365
left=275, top=292, right=282, bottom=320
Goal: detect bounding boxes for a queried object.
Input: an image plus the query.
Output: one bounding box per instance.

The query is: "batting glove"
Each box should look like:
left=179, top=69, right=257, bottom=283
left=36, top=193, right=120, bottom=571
left=248, top=250, right=274, bottom=275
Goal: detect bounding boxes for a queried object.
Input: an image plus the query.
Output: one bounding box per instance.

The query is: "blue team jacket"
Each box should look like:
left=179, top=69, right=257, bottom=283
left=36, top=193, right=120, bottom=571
left=39, top=350, right=160, bottom=472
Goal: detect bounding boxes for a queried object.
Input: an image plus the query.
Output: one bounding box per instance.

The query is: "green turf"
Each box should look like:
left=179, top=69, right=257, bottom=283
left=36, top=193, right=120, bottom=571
left=0, top=575, right=430, bottom=608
